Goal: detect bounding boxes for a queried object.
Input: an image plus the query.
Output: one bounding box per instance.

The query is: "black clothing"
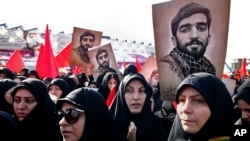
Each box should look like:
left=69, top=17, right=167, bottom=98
left=168, top=72, right=234, bottom=141
left=0, top=79, right=17, bottom=114
left=48, top=78, right=71, bottom=98
left=98, top=72, right=120, bottom=101
left=0, top=111, right=27, bottom=141
left=110, top=73, right=168, bottom=141
left=123, top=64, right=138, bottom=77
left=56, top=88, right=125, bottom=141
left=12, top=78, right=62, bottom=141
left=154, top=100, right=176, bottom=134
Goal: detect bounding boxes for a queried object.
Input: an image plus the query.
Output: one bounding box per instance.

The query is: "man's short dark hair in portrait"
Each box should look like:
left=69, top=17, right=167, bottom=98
left=96, top=48, right=109, bottom=68
left=93, top=48, right=113, bottom=80
left=73, top=31, right=95, bottom=63
left=160, top=2, right=216, bottom=80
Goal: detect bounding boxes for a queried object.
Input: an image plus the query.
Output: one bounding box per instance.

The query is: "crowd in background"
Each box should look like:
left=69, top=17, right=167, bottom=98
left=0, top=64, right=249, bottom=141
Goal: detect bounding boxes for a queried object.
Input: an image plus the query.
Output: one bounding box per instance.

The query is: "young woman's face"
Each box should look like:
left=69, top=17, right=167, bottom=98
left=125, top=79, right=147, bottom=114
left=13, top=88, right=37, bottom=121
left=59, top=102, right=86, bottom=141
left=49, top=85, right=63, bottom=99
left=177, top=86, right=211, bottom=134
left=108, top=78, right=117, bottom=90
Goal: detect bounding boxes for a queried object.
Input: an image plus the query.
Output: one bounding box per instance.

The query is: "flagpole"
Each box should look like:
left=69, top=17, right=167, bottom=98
left=224, top=62, right=233, bottom=73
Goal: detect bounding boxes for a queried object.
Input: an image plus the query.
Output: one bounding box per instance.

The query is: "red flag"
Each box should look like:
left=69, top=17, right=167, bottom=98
left=106, top=87, right=116, bottom=108
left=135, top=55, right=141, bottom=72
left=36, top=43, right=45, bottom=79
left=35, top=24, right=59, bottom=79
left=240, top=58, right=247, bottom=77
left=222, top=73, right=229, bottom=78
left=56, top=42, right=72, bottom=68
left=6, top=49, right=25, bottom=73
left=72, top=66, right=83, bottom=74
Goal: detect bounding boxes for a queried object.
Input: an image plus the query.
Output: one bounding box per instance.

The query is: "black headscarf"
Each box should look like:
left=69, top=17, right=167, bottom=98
left=110, top=73, right=168, bottom=141
left=88, top=81, right=100, bottom=88
left=0, top=67, right=15, bottom=79
left=0, top=79, right=17, bottom=114
left=56, top=87, right=125, bottom=141
left=235, top=88, right=250, bottom=106
left=62, top=77, right=78, bottom=92
left=48, top=78, right=71, bottom=98
left=19, top=68, right=29, bottom=77
left=0, top=111, right=27, bottom=141
left=12, top=78, right=62, bottom=141
left=27, top=69, right=40, bottom=79
left=123, top=64, right=138, bottom=77
left=234, top=86, right=250, bottom=127
left=98, top=72, right=120, bottom=101
left=168, top=72, right=234, bottom=141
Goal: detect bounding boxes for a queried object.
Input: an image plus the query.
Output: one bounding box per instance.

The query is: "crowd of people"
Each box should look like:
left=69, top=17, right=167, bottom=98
left=0, top=64, right=249, bottom=141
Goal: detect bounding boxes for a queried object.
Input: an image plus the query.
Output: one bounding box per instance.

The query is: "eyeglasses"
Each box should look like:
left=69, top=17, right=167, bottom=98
left=56, top=108, right=84, bottom=124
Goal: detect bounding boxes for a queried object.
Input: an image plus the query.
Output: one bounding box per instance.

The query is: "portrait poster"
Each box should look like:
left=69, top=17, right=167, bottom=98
left=69, top=26, right=102, bottom=69
left=140, top=56, right=158, bottom=83
left=87, top=43, right=122, bottom=79
left=152, top=0, right=230, bottom=100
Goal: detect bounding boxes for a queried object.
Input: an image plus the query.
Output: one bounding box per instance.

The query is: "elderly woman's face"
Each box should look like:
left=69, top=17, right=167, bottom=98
left=177, top=86, right=211, bottom=134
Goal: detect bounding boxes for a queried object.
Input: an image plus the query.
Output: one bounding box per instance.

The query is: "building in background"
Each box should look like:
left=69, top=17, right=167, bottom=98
left=0, top=23, right=155, bottom=70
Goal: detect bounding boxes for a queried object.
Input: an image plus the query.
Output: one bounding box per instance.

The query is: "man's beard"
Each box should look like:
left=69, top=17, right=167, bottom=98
left=101, top=62, right=109, bottom=67
left=80, top=45, right=89, bottom=52
left=177, top=38, right=208, bottom=60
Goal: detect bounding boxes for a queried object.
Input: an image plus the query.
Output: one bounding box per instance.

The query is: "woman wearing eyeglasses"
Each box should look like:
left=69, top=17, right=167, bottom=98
left=110, top=73, right=168, bottom=141
left=56, top=87, right=125, bottom=141
left=11, top=78, right=62, bottom=141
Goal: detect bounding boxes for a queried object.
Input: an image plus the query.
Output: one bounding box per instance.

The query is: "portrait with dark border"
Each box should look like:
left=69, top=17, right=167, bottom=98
left=152, top=0, right=230, bottom=100
left=69, top=26, right=102, bottom=69
left=86, top=43, right=122, bottom=79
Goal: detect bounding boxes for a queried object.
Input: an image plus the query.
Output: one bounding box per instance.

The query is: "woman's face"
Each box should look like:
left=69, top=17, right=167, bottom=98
left=59, top=102, right=86, bottom=141
left=49, top=85, right=63, bottom=99
left=88, top=83, right=97, bottom=88
left=125, top=79, right=147, bottom=114
left=237, top=99, right=250, bottom=124
left=108, top=78, right=117, bottom=90
left=177, top=86, right=211, bottom=134
left=13, top=88, right=37, bottom=121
